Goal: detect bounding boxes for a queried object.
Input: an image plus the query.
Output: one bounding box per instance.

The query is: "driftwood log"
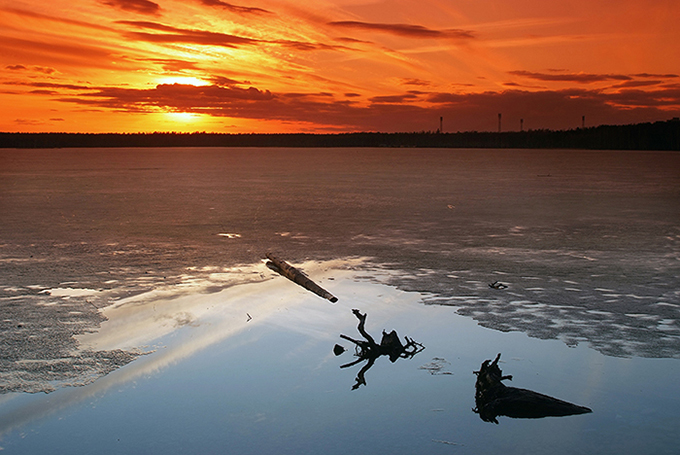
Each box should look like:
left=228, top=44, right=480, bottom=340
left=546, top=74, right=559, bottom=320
left=265, top=253, right=338, bottom=303
left=473, top=353, right=592, bottom=424
left=339, top=309, right=424, bottom=389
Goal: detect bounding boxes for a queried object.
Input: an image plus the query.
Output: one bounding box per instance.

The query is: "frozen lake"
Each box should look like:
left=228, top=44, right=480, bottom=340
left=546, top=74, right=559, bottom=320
left=1, top=147, right=679, bottom=453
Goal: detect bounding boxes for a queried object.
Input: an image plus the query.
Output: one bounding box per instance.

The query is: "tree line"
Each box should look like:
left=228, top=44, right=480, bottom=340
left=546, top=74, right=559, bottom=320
left=1, top=119, right=678, bottom=150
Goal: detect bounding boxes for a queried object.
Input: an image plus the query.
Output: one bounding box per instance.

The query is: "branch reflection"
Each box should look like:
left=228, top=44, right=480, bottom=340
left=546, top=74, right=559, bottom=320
left=336, top=309, right=424, bottom=390
left=473, top=353, right=592, bottom=424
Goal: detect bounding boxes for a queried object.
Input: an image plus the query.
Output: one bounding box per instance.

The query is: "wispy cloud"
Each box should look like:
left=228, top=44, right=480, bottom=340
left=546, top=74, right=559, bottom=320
left=0, top=7, right=115, bottom=31
left=116, top=20, right=347, bottom=51
left=610, top=80, right=663, bottom=89
left=138, top=58, right=202, bottom=72
left=605, top=87, right=680, bottom=107
left=509, top=71, right=680, bottom=90
left=5, top=81, right=92, bottom=91
left=5, top=64, right=58, bottom=75
left=368, top=93, right=421, bottom=103
left=0, top=36, right=119, bottom=69
left=399, top=78, right=431, bottom=87
left=101, top=0, right=161, bottom=16
left=333, top=36, right=373, bottom=45
left=633, top=73, right=679, bottom=79
left=509, top=70, right=632, bottom=83
left=117, top=21, right=258, bottom=47
left=209, top=75, right=250, bottom=86
left=198, top=0, right=271, bottom=15
left=327, top=21, right=475, bottom=40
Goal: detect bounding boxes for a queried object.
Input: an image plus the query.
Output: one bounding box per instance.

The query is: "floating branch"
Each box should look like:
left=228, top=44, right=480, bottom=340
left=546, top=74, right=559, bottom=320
left=473, top=353, right=592, bottom=424
left=338, top=309, right=424, bottom=389
left=488, top=280, right=508, bottom=290
left=265, top=253, right=338, bottom=303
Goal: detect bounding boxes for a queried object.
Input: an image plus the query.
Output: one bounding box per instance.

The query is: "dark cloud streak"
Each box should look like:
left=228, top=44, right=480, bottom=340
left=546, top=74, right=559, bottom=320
left=6, top=64, right=58, bottom=74
left=633, top=73, right=679, bottom=78
left=101, top=0, right=161, bottom=16
left=509, top=70, right=633, bottom=83
left=140, top=58, right=201, bottom=72
left=610, top=80, right=663, bottom=89
left=116, top=20, right=346, bottom=51
left=328, top=21, right=474, bottom=40
left=369, top=93, right=420, bottom=103
left=5, top=81, right=94, bottom=91
left=198, top=0, right=271, bottom=15
left=117, top=20, right=259, bottom=47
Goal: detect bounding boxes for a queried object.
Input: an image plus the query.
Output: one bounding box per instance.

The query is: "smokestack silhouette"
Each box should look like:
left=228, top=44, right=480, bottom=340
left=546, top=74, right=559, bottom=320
left=498, top=113, right=502, bottom=133
left=520, top=118, right=524, bottom=132
left=582, top=115, right=585, bottom=128
left=440, top=116, right=443, bottom=133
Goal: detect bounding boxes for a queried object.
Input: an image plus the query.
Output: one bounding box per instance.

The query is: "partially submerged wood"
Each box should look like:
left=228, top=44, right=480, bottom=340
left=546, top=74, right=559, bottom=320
left=488, top=280, right=508, bottom=290
left=473, top=353, right=592, bottom=424
left=339, top=309, right=424, bottom=389
left=265, top=253, right=338, bottom=303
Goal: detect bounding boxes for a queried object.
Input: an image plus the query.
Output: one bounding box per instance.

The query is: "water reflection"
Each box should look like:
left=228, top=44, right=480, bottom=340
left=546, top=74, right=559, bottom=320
left=473, top=353, right=592, bottom=424
left=336, top=309, right=425, bottom=389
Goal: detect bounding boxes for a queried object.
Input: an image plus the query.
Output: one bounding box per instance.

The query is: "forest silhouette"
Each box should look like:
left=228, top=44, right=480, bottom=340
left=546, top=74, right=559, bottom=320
left=1, top=119, right=678, bottom=150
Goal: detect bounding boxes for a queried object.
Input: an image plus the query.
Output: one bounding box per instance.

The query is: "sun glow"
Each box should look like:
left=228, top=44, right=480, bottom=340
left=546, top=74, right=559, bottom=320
left=157, top=76, right=210, bottom=87
left=165, top=112, right=202, bottom=122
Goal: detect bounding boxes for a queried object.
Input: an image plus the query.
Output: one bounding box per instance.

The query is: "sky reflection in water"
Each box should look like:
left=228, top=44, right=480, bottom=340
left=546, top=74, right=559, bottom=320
left=1, top=260, right=679, bottom=454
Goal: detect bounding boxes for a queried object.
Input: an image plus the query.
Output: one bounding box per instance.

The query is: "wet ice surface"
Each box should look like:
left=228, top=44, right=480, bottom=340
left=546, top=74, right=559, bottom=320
left=1, top=147, right=679, bottom=453
left=387, top=248, right=680, bottom=358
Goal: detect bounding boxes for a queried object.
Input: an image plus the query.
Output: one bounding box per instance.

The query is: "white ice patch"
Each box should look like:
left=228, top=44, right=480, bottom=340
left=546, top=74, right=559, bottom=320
left=3, top=287, right=24, bottom=292
left=658, top=320, right=679, bottom=331
left=654, top=302, right=680, bottom=308
left=217, top=233, right=241, bottom=239
left=585, top=310, right=614, bottom=316
left=625, top=313, right=660, bottom=321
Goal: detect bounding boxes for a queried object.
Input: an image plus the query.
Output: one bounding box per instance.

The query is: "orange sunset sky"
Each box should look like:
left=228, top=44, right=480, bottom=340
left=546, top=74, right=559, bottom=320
left=1, top=0, right=679, bottom=133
